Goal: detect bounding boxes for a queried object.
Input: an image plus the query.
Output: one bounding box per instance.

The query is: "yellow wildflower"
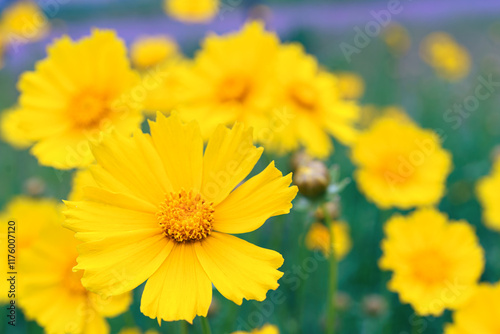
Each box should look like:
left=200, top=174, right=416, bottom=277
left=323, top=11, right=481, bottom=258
left=130, top=35, right=178, bottom=70
left=165, top=0, right=219, bottom=23
left=476, top=158, right=500, bottom=231
left=305, top=222, right=352, bottom=260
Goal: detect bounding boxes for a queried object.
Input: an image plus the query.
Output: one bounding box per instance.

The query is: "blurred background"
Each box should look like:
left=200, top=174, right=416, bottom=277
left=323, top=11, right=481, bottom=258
left=1, top=0, right=500, bottom=333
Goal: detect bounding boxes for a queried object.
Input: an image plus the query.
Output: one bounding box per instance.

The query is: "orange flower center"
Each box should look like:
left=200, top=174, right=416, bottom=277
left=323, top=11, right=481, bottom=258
left=411, top=249, right=450, bottom=285
left=71, top=93, right=110, bottom=128
left=290, top=82, right=317, bottom=110
left=157, top=190, right=214, bottom=242
left=63, top=263, right=87, bottom=295
left=218, top=75, right=251, bottom=103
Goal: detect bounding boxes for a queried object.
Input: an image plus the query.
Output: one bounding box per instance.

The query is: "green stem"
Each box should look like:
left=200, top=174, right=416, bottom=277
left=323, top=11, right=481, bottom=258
left=324, top=203, right=337, bottom=334
left=199, top=316, right=212, bottom=334
left=180, top=321, right=189, bottom=334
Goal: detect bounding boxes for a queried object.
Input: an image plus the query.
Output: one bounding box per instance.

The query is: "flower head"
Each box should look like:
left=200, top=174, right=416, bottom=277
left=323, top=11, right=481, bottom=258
left=379, top=208, right=484, bottom=316
left=305, top=221, right=351, bottom=260
left=476, top=159, right=500, bottom=231
left=64, top=113, right=298, bottom=323
left=165, top=0, right=218, bottom=23
left=232, top=324, right=279, bottom=334
left=8, top=29, right=143, bottom=169
left=351, top=113, right=452, bottom=209
left=420, top=32, right=470, bottom=82
left=130, top=35, right=178, bottom=70
left=19, top=224, right=132, bottom=334
left=444, top=283, right=500, bottom=334
left=0, top=1, right=49, bottom=44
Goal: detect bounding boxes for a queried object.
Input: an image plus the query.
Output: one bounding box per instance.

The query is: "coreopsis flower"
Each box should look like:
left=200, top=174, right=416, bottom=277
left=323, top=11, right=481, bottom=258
left=336, top=72, right=365, bottom=100
left=305, top=221, right=351, bottom=260
left=0, top=108, right=33, bottom=149
left=382, top=23, right=411, bottom=56
left=7, top=29, right=143, bottom=169
left=130, top=35, right=178, bottom=70
left=64, top=113, right=298, bottom=323
left=178, top=21, right=280, bottom=138
left=476, top=159, right=500, bottom=231
left=0, top=1, right=49, bottom=44
left=165, top=0, right=219, bottom=23
left=351, top=113, right=452, bottom=209
left=379, top=208, right=484, bottom=316
left=19, top=224, right=132, bottom=334
left=444, top=283, right=500, bottom=334
left=269, top=44, right=360, bottom=158
left=232, top=324, right=279, bottom=334
left=0, top=196, right=62, bottom=303
left=420, top=32, right=470, bottom=82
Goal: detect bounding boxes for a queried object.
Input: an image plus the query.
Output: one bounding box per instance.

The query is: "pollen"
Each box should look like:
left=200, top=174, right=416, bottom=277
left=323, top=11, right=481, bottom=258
left=156, top=190, right=214, bottom=242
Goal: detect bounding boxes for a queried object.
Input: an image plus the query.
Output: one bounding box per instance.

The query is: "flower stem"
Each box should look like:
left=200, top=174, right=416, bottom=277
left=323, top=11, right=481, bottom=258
left=200, top=317, right=212, bottom=334
left=324, top=202, right=337, bottom=334
left=180, top=321, right=189, bottom=334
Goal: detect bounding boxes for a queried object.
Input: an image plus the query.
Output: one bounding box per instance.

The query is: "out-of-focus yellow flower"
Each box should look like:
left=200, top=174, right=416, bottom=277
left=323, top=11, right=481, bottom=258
left=118, top=329, right=159, bottom=334
left=63, top=113, right=297, bottom=324
left=143, top=57, right=191, bottom=114
left=0, top=1, right=49, bottom=44
left=19, top=224, right=132, bottom=334
left=6, top=29, right=143, bottom=169
left=351, top=113, right=452, bottom=209
left=305, top=222, right=351, bottom=260
left=269, top=44, right=360, bottom=158
left=476, top=159, right=500, bottom=231
left=68, top=169, right=97, bottom=201
left=232, top=324, right=280, bottom=334
left=165, top=0, right=219, bottom=23
left=420, top=32, right=470, bottom=82
left=337, top=72, right=365, bottom=100
left=0, top=108, right=33, bottom=149
left=382, top=23, right=411, bottom=56
left=444, top=283, right=500, bottom=334
left=178, top=21, right=280, bottom=139
left=130, top=35, right=178, bottom=70
left=380, top=208, right=484, bottom=316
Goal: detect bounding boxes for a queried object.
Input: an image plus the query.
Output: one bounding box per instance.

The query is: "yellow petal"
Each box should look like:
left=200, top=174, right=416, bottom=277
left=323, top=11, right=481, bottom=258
left=140, top=243, right=212, bottom=324
left=90, top=291, right=133, bottom=318
left=75, top=230, right=174, bottom=297
left=214, top=162, right=297, bottom=234
left=201, top=123, right=263, bottom=205
left=194, top=232, right=283, bottom=305
left=149, top=112, right=203, bottom=193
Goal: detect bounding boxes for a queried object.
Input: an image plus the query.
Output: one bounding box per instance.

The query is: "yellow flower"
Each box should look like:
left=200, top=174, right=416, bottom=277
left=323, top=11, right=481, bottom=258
left=8, top=29, right=143, bottom=169
left=351, top=113, right=452, bottom=209
left=382, top=23, right=411, bottom=56
left=305, top=222, right=351, bottom=260
left=118, top=328, right=159, bottom=334
left=165, top=0, right=219, bottom=23
left=19, top=224, right=132, bottom=334
left=130, top=35, right=178, bottom=70
left=444, top=283, right=500, bottom=334
left=420, top=32, right=470, bottom=82
left=63, top=113, right=298, bottom=323
left=379, top=208, right=484, bottom=316
left=476, top=159, right=500, bottom=231
left=0, top=1, right=49, bottom=43
left=268, top=44, right=360, bottom=158
left=68, top=169, right=97, bottom=201
left=337, top=72, right=365, bottom=100
left=143, top=57, right=192, bottom=114
left=0, top=196, right=62, bottom=303
left=0, top=107, right=33, bottom=149
left=232, top=324, right=280, bottom=334
left=178, top=21, right=280, bottom=138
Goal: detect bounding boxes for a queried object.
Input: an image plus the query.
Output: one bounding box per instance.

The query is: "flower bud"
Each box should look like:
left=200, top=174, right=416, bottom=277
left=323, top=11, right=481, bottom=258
left=290, top=150, right=314, bottom=171
left=315, top=200, right=341, bottom=221
left=293, top=160, right=329, bottom=198
left=362, top=294, right=388, bottom=318
left=23, top=177, right=46, bottom=197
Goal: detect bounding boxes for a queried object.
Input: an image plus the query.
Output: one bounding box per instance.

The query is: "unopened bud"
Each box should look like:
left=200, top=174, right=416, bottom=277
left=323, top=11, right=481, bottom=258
left=23, top=177, right=46, bottom=196
left=315, top=200, right=341, bottom=221
left=334, top=291, right=352, bottom=312
left=293, top=160, right=330, bottom=198
left=290, top=150, right=314, bottom=171
left=362, top=294, right=388, bottom=317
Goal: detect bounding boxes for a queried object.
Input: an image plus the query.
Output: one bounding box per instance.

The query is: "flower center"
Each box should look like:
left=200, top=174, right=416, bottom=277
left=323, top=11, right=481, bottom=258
left=290, top=82, right=317, bottom=110
left=71, top=93, right=110, bottom=128
left=411, top=249, right=450, bottom=285
left=63, top=262, right=87, bottom=295
left=156, top=190, right=214, bottom=243
left=218, top=76, right=251, bottom=103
